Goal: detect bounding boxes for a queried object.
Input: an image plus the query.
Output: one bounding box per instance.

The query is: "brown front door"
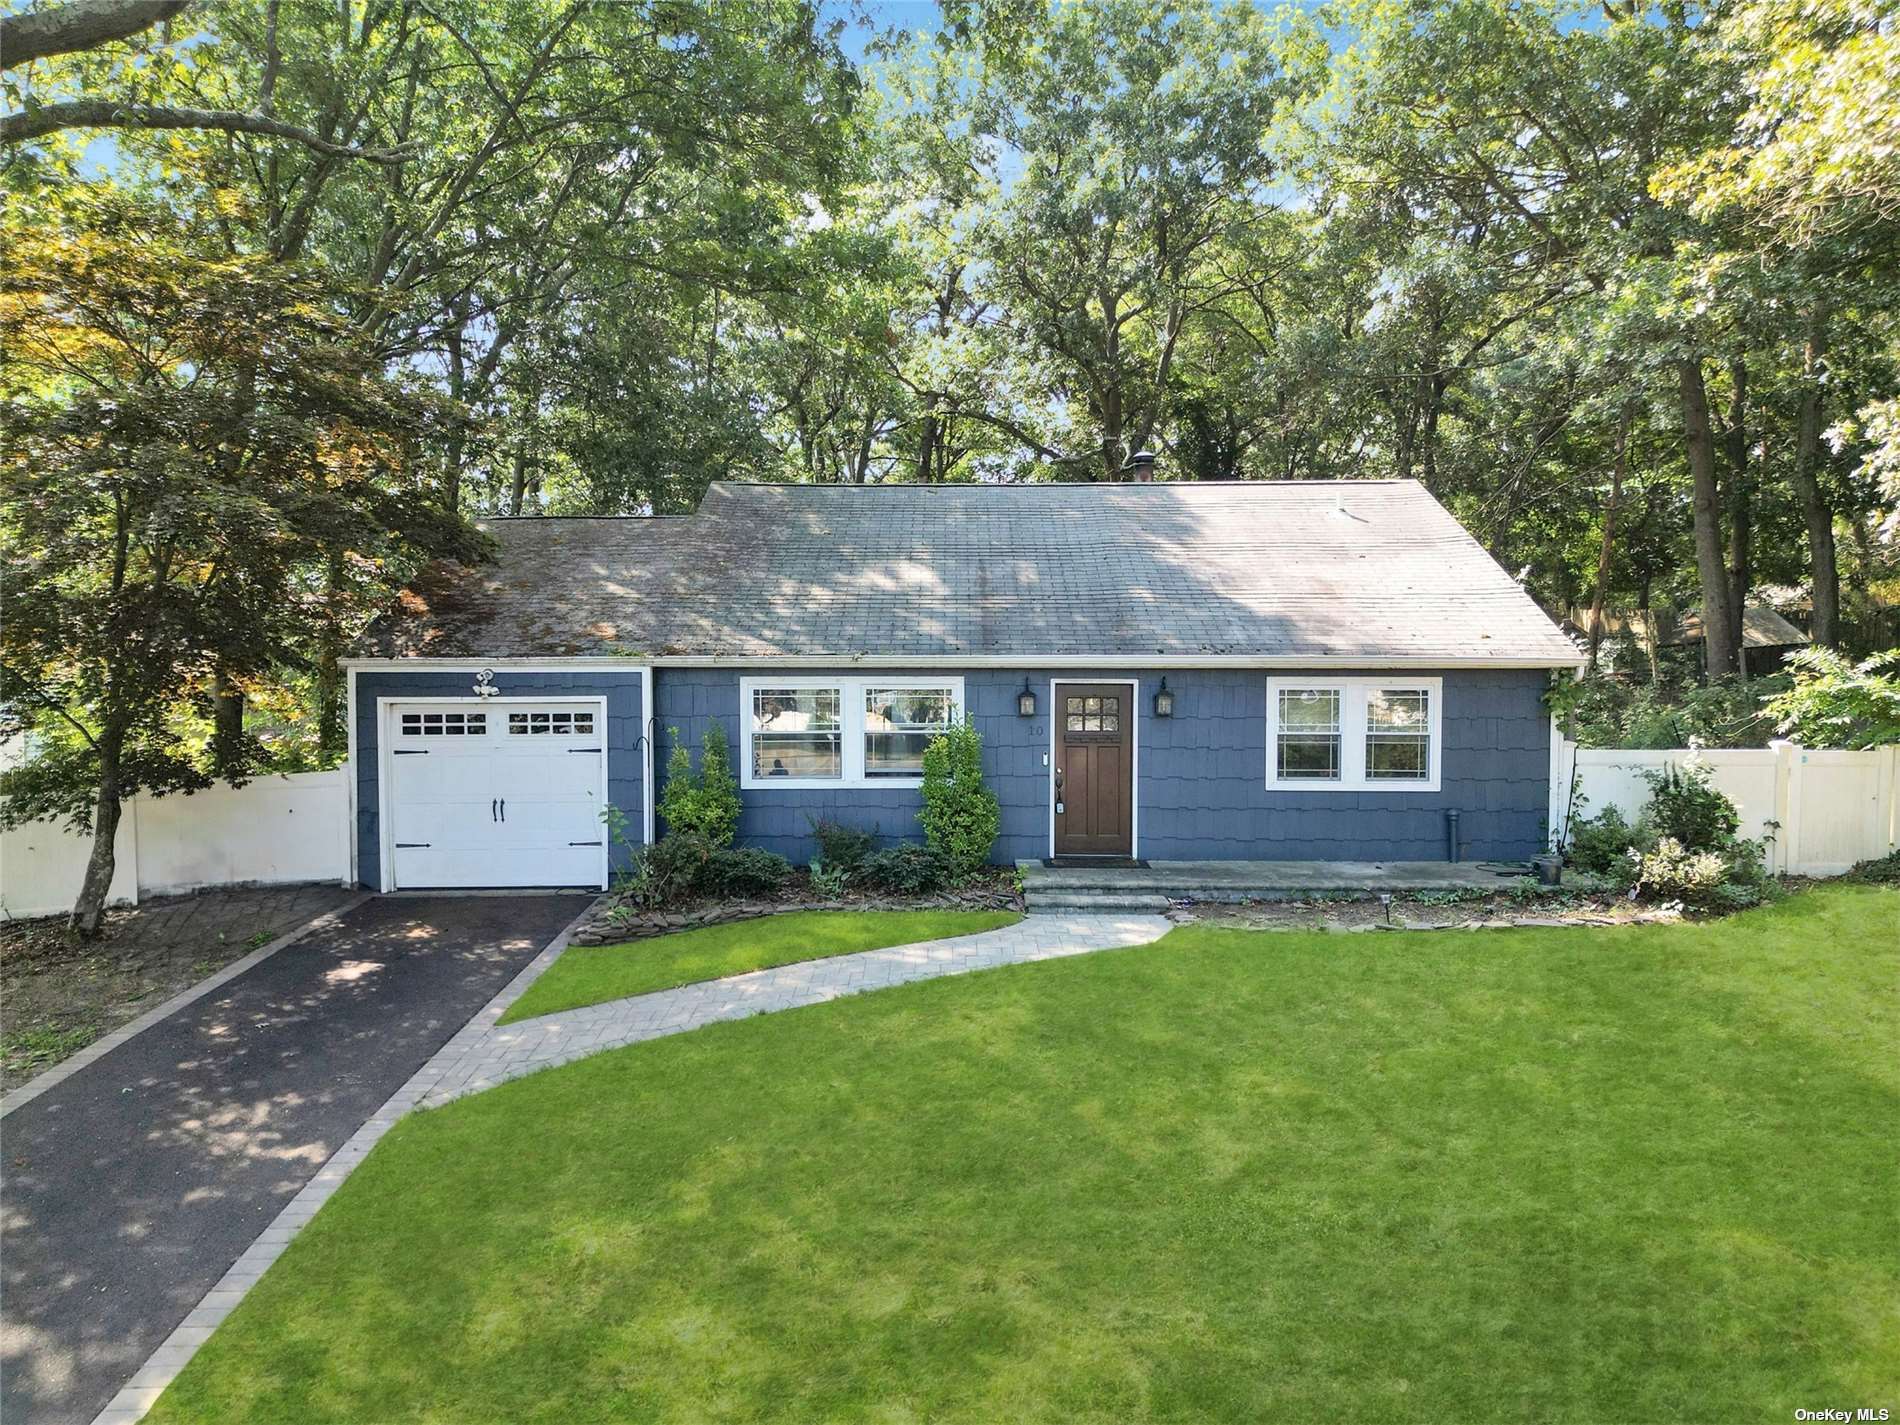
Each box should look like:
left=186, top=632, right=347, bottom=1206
left=1054, top=683, right=1134, bottom=857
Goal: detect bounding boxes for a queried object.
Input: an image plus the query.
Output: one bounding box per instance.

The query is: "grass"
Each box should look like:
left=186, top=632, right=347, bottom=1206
left=0, top=1021, right=98, bottom=1078
left=150, top=885, right=1898, bottom=1424
left=497, top=908, right=1023, bottom=1023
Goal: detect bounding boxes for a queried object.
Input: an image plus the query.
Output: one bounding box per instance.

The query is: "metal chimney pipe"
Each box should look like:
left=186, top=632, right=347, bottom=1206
left=1128, top=450, right=1156, bottom=482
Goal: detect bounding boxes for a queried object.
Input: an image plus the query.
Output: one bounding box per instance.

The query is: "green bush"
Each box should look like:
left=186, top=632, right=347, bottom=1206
left=656, top=724, right=741, bottom=848
left=624, top=832, right=714, bottom=908
left=860, top=843, right=951, bottom=896
left=1847, top=848, right=1900, bottom=883
left=1627, top=837, right=1734, bottom=908
left=1566, top=804, right=1639, bottom=874
left=918, top=719, right=999, bottom=882
left=808, top=859, right=849, bottom=897
left=808, top=817, right=877, bottom=875
left=1638, top=761, right=1740, bottom=853
left=1763, top=647, right=1900, bottom=749
left=703, top=846, right=791, bottom=898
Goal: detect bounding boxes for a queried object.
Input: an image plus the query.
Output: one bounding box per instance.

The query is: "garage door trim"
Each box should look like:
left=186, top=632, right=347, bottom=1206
left=375, top=695, right=610, bottom=892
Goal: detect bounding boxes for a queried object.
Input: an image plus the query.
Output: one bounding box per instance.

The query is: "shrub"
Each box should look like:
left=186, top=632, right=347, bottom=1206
left=918, top=718, right=999, bottom=882
left=1847, top=848, right=1900, bottom=883
left=1762, top=647, right=1900, bottom=749
left=624, top=832, right=714, bottom=908
left=703, top=846, right=791, bottom=898
left=656, top=733, right=696, bottom=836
left=1566, top=804, right=1639, bottom=875
left=808, top=858, right=849, bottom=898
left=1627, top=837, right=1735, bottom=908
left=859, top=843, right=951, bottom=896
left=1638, top=760, right=1740, bottom=853
left=656, top=724, right=741, bottom=848
left=696, top=723, right=741, bottom=847
left=808, top=817, right=877, bottom=875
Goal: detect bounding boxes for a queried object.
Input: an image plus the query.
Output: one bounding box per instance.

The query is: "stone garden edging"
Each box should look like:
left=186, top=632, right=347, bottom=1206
left=569, top=887, right=1027, bottom=946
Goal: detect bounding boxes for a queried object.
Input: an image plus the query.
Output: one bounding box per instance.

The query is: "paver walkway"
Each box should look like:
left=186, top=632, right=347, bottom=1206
left=414, top=910, right=1174, bottom=1107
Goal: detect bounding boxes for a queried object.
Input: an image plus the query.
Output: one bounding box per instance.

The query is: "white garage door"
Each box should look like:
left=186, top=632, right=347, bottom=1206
left=386, top=701, right=606, bottom=889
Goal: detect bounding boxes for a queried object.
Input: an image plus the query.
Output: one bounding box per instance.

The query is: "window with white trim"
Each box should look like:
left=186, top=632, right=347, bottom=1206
left=741, top=677, right=963, bottom=788
left=1265, top=677, right=1442, bottom=791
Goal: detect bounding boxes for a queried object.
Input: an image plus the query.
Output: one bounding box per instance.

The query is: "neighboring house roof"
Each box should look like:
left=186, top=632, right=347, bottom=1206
left=354, top=480, right=1582, bottom=665
left=1665, top=605, right=1811, bottom=650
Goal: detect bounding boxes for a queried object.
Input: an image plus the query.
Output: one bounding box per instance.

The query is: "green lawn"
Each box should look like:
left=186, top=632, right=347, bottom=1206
left=498, top=908, right=1022, bottom=1022
left=151, top=886, right=1898, bottom=1424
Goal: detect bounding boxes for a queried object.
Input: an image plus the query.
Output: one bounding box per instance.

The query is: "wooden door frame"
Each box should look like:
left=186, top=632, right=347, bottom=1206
left=1047, top=677, right=1139, bottom=859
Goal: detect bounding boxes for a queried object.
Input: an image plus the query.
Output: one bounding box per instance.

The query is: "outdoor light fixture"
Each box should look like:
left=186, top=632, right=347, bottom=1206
left=1152, top=677, right=1175, bottom=718
left=1017, top=679, right=1037, bottom=717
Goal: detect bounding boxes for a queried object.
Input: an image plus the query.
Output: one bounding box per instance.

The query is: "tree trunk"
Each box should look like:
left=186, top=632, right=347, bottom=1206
left=1722, top=354, right=1752, bottom=662
left=211, top=667, right=245, bottom=774
left=315, top=547, right=347, bottom=765
left=442, top=293, right=469, bottom=511
left=509, top=446, right=529, bottom=515
left=1586, top=406, right=1630, bottom=666
left=1677, top=359, right=1739, bottom=679
left=1791, top=306, right=1840, bottom=647
left=69, top=724, right=126, bottom=938
left=1637, top=577, right=1662, bottom=684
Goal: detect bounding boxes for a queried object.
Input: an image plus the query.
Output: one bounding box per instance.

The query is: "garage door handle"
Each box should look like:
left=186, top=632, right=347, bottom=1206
left=569, top=840, right=602, bottom=847
left=570, top=747, right=601, bottom=753
left=394, top=749, right=428, bottom=756
left=395, top=842, right=430, bottom=848
left=499, top=799, right=506, bottom=822
left=491, top=798, right=497, bottom=822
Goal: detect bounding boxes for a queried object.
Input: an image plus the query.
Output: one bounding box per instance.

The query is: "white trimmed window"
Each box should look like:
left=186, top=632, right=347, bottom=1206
left=1265, top=677, right=1442, bottom=791
left=741, top=676, right=963, bottom=789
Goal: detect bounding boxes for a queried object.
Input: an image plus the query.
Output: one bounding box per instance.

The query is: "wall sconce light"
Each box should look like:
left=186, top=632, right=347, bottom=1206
left=1152, top=677, right=1175, bottom=718
left=1017, top=679, right=1038, bottom=718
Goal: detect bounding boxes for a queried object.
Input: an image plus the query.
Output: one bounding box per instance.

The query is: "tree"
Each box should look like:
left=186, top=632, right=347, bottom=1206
left=0, top=192, right=482, bottom=934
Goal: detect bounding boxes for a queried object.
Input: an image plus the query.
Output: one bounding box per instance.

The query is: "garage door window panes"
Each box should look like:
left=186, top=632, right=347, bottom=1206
left=751, top=687, right=842, bottom=779
left=401, top=711, right=487, bottom=736
left=508, top=710, right=595, bottom=736
left=864, top=686, right=954, bottom=777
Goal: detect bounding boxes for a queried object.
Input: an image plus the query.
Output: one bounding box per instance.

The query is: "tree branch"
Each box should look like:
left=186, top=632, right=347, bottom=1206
left=0, top=0, right=188, bottom=68
left=0, top=101, right=415, bottom=162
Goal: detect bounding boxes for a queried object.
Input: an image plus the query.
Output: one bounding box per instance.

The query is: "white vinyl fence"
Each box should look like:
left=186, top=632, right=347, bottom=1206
left=1554, top=741, right=1900, bottom=877
left=1, top=770, right=349, bottom=919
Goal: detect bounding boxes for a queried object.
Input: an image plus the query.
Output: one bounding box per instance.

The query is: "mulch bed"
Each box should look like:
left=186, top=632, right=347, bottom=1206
left=571, top=873, right=1026, bottom=946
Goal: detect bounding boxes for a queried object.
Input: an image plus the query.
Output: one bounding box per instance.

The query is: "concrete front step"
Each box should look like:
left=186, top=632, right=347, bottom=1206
left=1018, top=858, right=1552, bottom=906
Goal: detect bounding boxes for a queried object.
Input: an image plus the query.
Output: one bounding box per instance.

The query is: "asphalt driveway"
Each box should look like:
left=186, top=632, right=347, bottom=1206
left=0, top=893, right=591, bottom=1425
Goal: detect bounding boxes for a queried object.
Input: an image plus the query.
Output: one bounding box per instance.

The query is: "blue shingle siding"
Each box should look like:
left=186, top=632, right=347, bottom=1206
left=353, top=670, right=645, bottom=890
left=655, top=666, right=1552, bottom=865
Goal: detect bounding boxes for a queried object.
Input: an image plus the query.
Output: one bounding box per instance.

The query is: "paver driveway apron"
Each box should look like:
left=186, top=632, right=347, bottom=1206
left=0, top=892, right=592, bottom=1425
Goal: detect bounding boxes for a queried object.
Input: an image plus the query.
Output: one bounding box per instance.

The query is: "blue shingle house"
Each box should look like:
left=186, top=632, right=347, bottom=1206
left=343, top=480, right=1582, bottom=890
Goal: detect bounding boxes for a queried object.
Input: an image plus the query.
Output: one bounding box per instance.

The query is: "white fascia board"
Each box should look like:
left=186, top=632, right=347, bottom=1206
left=344, top=653, right=1585, bottom=673
left=341, top=657, right=647, bottom=672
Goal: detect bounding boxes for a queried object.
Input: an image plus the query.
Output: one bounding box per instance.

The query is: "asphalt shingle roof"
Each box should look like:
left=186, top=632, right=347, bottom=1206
left=355, top=480, right=1581, bottom=664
